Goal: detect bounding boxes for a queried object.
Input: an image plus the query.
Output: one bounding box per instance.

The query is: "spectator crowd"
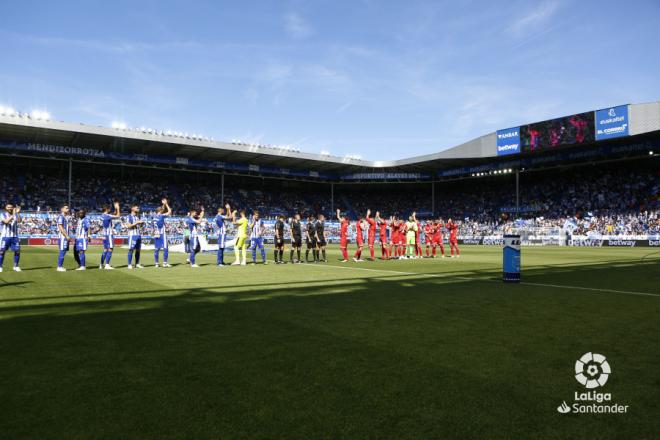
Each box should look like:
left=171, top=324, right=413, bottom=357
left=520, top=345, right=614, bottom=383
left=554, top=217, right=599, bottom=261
left=2, top=161, right=658, bottom=239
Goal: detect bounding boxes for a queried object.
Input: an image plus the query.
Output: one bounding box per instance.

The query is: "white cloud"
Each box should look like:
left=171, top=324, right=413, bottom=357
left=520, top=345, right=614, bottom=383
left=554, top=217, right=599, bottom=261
left=508, top=1, right=562, bottom=36
left=284, top=13, right=313, bottom=39
left=337, top=101, right=353, bottom=113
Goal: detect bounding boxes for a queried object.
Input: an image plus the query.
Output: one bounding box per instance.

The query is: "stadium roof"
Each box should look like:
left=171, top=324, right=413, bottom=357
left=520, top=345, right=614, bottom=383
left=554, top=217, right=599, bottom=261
left=0, top=101, right=659, bottom=175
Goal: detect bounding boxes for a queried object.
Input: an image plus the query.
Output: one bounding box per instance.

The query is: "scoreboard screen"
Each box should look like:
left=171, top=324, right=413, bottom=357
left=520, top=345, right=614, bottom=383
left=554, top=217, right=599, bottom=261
left=520, top=111, right=595, bottom=153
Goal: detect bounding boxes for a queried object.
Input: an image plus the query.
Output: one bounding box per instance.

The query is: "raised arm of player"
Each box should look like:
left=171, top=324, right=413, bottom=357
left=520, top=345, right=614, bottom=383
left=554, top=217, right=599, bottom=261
left=336, top=208, right=342, bottom=222
left=162, top=198, right=172, bottom=216
left=109, top=201, right=121, bottom=218
left=366, top=209, right=371, bottom=219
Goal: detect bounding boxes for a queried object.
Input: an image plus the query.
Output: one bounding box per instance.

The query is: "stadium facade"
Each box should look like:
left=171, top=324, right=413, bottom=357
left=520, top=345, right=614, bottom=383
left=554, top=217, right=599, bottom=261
left=1, top=101, right=658, bottom=181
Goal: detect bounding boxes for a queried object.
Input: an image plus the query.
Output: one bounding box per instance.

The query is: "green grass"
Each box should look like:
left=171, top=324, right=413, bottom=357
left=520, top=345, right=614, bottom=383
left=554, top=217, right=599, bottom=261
left=0, top=245, right=658, bottom=439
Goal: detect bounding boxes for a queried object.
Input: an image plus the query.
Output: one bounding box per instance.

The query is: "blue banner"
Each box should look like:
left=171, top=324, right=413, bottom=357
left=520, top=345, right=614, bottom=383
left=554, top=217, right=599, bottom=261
left=595, top=105, right=629, bottom=140
left=496, top=127, right=520, bottom=155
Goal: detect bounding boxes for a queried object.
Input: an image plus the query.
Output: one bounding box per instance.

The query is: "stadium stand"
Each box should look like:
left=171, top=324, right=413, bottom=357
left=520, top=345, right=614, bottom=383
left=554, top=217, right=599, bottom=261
left=2, top=158, right=657, bottom=238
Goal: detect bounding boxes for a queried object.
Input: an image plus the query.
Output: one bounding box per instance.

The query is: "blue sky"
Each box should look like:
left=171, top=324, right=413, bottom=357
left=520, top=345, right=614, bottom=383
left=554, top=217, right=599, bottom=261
left=1, top=0, right=659, bottom=160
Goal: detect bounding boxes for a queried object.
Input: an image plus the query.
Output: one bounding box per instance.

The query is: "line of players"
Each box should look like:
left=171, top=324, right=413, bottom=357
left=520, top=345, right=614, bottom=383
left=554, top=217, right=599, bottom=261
left=1, top=200, right=459, bottom=272
left=336, top=209, right=460, bottom=262
left=1, top=199, right=328, bottom=271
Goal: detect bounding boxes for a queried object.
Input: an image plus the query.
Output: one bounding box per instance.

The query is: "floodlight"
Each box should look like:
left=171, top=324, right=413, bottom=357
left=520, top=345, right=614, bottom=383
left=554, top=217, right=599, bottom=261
left=30, top=110, right=51, bottom=120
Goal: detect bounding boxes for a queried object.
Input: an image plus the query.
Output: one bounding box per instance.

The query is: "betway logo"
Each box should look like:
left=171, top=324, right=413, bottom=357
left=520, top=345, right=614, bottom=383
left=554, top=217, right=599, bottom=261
left=497, top=143, right=519, bottom=152
left=608, top=240, right=635, bottom=247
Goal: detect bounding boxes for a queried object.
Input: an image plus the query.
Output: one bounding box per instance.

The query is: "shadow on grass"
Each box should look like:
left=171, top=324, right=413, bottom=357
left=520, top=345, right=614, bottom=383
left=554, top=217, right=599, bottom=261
left=0, top=263, right=658, bottom=440
left=0, top=280, right=33, bottom=289
left=0, top=259, right=657, bottom=318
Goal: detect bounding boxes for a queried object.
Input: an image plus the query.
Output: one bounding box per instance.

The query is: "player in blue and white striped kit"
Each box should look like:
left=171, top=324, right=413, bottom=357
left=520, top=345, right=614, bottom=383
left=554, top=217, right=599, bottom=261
left=126, top=204, right=146, bottom=269
left=249, top=211, right=267, bottom=264
left=100, top=201, right=121, bottom=269
left=56, top=205, right=72, bottom=272
left=153, top=198, right=172, bottom=268
left=186, top=207, right=205, bottom=268
left=214, top=203, right=231, bottom=266
left=0, top=203, right=22, bottom=272
left=74, top=209, right=90, bottom=270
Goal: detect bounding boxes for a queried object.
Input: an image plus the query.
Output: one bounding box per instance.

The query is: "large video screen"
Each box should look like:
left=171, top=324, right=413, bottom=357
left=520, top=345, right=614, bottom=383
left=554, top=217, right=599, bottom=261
left=520, top=111, right=594, bottom=153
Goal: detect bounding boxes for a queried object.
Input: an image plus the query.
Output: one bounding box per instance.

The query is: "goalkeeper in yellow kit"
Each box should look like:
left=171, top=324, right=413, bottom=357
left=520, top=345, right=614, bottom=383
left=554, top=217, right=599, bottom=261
left=405, top=212, right=418, bottom=259
left=231, top=209, right=249, bottom=266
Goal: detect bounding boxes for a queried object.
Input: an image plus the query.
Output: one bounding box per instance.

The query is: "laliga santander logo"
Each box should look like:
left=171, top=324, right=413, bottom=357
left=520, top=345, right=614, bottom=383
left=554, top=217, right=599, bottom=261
left=575, top=352, right=611, bottom=389
left=608, top=108, right=616, bottom=117
left=556, top=352, right=627, bottom=415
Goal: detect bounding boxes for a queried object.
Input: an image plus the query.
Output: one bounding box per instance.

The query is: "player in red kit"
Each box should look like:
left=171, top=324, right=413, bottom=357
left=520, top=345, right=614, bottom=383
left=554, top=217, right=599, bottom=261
left=353, top=215, right=365, bottom=262
left=375, top=211, right=389, bottom=259
left=446, top=218, right=460, bottom=257
left=433, top=219, right=445, bottom=257
left=397, top=219, right=407, bottom=257
left=389, top=217, right=399, bottom=258
left=424, top=221, right=434, bottom=257
left=365, top=209, right=377, bottom=260
left=336, top=209, right=350, bottom=262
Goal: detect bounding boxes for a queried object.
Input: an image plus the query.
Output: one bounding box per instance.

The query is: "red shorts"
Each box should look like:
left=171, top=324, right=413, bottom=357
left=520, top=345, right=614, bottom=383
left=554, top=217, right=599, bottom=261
left=450, top=237, right=458, bottom=245
left=425, top=236, right=433, bottom=244
left=340, top=237, right=348, bottom=248
left=433, top=236, right=442, bottom=245
left=380, top=234, right=387, bottom=244
left=368, top=236, right=376, bottom=246
left=357, top=238, right=364, bottom=246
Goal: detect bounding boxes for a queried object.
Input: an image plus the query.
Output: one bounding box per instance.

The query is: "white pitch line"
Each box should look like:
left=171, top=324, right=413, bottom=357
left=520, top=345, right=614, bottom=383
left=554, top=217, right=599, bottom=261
left=318, top=263, right=660, bottom=298
left=515, top=281, right=660, bottom=298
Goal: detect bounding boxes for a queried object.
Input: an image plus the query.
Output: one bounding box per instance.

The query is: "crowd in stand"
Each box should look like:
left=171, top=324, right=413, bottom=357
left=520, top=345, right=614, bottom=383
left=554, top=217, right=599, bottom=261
left=1, top=162, right=658, bottom=238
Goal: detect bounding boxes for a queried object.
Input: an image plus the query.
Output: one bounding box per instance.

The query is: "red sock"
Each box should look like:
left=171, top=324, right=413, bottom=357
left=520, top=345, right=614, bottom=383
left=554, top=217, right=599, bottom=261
left=369, top=246, right=375, bottom=259
left=341, top=248, right=348, bottom=259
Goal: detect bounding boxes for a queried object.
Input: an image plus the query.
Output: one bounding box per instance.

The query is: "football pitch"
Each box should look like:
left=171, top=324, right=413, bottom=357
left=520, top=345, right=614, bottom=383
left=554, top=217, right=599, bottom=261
left=0, top=245, right=658, bottom=439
